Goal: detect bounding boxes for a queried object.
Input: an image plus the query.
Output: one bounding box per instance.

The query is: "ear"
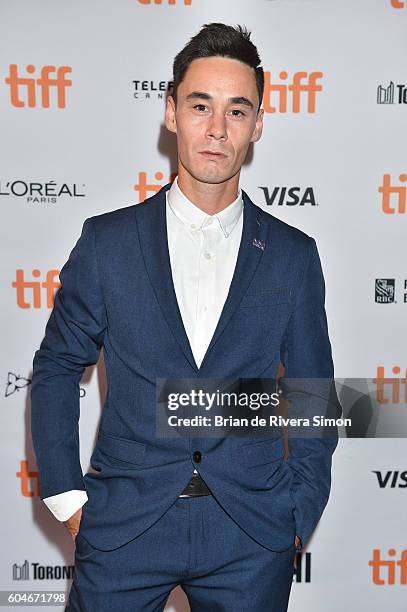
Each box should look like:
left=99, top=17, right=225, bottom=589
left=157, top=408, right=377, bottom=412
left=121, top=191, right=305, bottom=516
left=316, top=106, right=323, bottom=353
left=165, top=95, right=177, bottom=134
left=250, top=108, right=264, bottom=143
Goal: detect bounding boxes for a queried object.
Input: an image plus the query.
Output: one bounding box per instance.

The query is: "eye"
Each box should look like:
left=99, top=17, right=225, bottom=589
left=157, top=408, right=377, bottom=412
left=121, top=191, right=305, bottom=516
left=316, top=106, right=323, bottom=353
left=193, top=104, right=208, bottom=112
left=230, top=109, right=245, bottom=117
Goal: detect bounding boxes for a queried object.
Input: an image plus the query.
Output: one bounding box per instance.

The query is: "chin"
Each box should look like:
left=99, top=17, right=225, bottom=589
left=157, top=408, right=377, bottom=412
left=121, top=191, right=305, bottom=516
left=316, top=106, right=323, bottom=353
left=190, top=168, right=233, bottom=186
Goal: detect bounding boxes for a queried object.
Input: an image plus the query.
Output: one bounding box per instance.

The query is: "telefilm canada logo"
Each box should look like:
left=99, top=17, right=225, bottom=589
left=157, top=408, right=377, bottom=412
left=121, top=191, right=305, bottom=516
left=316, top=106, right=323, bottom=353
left=258, top=186, right=318, bottom=206
left=377, top=81, right=407, bottom=104
left=375, top=279, right=407, bottom=304
left=132, top=79, right=173, bottom=101
left=0, top=180, right=86, bottom=204
left=12, top=560, right=74, bottom=581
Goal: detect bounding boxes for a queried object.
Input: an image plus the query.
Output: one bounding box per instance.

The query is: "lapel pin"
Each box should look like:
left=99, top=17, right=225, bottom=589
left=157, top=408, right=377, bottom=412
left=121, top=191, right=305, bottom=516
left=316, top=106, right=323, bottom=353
left=252, top=238, right=265, bottom=251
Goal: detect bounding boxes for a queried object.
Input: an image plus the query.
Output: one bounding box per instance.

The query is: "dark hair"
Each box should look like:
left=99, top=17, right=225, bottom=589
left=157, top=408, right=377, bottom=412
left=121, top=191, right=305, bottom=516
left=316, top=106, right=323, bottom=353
left=172, top=23, right=264, bottom=113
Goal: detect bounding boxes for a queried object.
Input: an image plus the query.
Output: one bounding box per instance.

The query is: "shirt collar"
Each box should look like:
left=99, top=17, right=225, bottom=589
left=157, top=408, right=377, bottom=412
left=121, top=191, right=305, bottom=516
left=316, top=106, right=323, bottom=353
left=167, top=175, right=243, bottom=238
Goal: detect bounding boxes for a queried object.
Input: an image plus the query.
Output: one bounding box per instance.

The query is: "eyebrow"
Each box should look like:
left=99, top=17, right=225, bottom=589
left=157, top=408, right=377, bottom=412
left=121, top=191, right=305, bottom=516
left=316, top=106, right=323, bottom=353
left=186, top=91, right=254, bottom=110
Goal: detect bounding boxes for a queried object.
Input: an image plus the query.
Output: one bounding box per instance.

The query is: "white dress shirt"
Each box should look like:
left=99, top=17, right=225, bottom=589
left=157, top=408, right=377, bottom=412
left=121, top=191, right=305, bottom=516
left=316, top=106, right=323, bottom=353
left=43, top=175, right=243, bottom=521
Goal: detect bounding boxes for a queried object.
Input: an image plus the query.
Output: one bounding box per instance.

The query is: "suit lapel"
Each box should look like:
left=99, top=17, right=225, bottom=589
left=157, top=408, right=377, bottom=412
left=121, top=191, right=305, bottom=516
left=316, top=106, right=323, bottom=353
left=135, top=183, right=198, bottom=371
left=199, top=188, right=269, bottom=371
left=135, top=183, right=269, bottom=373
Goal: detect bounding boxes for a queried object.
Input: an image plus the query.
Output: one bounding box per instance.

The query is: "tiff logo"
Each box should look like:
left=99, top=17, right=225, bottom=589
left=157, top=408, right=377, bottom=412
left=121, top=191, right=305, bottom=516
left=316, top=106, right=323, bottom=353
left=373, top=366, right=407, bottom=405
left=12, top=270, right=60, bottom=309
left=390, top=0, right=405, bottom=7
left=379, top=174, right=407, bottom=214
left=16, top=460, right=40, bottom=497
left=134, top=171, right=177, bottom=202
left=263, top=71, right=323, bottom=113
left=369, top=549, right=407, bottom=585
left=5, top=65, right=72, bottom=108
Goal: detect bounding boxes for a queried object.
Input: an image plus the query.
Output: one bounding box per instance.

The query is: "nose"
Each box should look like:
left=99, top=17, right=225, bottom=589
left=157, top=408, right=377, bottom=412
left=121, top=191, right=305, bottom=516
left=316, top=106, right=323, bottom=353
left=206, top=110, right=227, bottom=141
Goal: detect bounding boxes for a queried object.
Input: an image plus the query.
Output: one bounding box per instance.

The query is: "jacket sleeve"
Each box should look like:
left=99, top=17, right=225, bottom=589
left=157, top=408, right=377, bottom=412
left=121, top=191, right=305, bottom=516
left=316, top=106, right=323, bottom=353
left=281, top=236, right=342, bottom=551
left=31, top=217, right=107, bottom=500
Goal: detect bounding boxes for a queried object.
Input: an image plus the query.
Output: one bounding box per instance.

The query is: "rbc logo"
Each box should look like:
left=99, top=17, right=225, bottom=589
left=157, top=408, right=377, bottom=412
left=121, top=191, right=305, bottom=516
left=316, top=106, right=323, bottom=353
left=375, top=279, right=395, bottom=303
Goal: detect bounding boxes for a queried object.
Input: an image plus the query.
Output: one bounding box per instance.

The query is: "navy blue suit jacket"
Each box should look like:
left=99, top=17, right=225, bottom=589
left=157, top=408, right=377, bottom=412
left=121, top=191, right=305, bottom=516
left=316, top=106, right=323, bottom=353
left=31, top=183, right=341, bottom=552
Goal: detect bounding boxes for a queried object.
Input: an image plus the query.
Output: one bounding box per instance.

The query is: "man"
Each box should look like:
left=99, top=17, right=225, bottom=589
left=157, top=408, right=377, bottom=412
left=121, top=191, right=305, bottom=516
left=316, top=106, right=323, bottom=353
left=31, top=23, right=340, bottom=611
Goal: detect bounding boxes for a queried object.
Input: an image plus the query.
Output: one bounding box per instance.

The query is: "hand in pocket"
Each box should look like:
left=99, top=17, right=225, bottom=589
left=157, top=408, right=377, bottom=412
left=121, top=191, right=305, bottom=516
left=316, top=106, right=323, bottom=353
left=63, top=507, right=83, bottom=542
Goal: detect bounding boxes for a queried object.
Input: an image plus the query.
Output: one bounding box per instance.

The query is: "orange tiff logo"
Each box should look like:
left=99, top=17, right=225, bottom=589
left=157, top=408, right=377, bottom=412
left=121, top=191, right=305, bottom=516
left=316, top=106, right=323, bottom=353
left=134, top=171, right=177, bottom=202
left=373, top=366, right=407, bottom=404
left=263, top=71, right=323, bottom=113
left=137, top=0, right=192, bottom=4
left=16, top=460, right=40, bottom=497
left=5, top=64, right=72, bottom=108
left=12, top=269, right=60, bottom=309
left=369, top=549, right=407, bottom=585
left=379, top=173, right=407, bottom=214
left=390, top=0, right=405, bottom=8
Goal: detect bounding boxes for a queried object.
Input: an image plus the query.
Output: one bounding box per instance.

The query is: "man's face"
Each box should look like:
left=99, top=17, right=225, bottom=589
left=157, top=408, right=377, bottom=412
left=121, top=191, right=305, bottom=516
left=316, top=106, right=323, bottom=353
left=165, top=56, right=264, bottom=187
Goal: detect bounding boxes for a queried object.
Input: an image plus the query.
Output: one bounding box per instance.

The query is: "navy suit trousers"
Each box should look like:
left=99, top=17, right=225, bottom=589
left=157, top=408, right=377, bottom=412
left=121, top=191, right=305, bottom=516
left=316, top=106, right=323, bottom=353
left=66, top=494, right=296, bottom=612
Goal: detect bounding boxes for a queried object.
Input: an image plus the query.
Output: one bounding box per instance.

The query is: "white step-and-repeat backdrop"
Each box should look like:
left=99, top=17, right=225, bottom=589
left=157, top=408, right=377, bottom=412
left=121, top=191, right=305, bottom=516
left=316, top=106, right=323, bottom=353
left=1, top=0, right=406, bottom=610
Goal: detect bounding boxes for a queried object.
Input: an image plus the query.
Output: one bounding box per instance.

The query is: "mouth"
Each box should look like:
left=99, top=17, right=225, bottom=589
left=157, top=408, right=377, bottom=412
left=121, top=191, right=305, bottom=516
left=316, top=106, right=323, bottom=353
left=199, top=150, right=227, bottom=161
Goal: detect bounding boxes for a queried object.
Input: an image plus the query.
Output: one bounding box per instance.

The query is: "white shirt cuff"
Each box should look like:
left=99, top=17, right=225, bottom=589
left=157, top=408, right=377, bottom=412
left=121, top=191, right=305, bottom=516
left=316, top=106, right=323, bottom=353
left=43, top=489, right=89, bottom=522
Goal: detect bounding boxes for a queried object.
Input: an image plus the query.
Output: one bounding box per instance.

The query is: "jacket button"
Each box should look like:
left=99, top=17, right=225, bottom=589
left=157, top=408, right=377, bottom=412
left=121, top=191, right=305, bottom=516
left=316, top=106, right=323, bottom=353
left=193, top=451, right=202, bottom=463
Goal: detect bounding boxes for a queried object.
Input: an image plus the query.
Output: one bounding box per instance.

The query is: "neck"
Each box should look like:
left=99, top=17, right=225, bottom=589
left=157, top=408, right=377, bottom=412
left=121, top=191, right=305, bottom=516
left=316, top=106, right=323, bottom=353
left=176, top=166, right=240, bottom=215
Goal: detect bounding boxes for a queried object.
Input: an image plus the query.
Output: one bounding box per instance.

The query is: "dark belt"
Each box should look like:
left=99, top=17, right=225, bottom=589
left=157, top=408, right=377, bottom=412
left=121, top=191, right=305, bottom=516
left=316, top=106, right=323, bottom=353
left=178, top=471, right=212, bottom=497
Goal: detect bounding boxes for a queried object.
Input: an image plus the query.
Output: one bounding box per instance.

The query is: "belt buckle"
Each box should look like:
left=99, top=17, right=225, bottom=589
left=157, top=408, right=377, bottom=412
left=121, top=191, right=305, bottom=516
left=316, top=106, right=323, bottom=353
left=178, top=472, right=212, bottom=497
